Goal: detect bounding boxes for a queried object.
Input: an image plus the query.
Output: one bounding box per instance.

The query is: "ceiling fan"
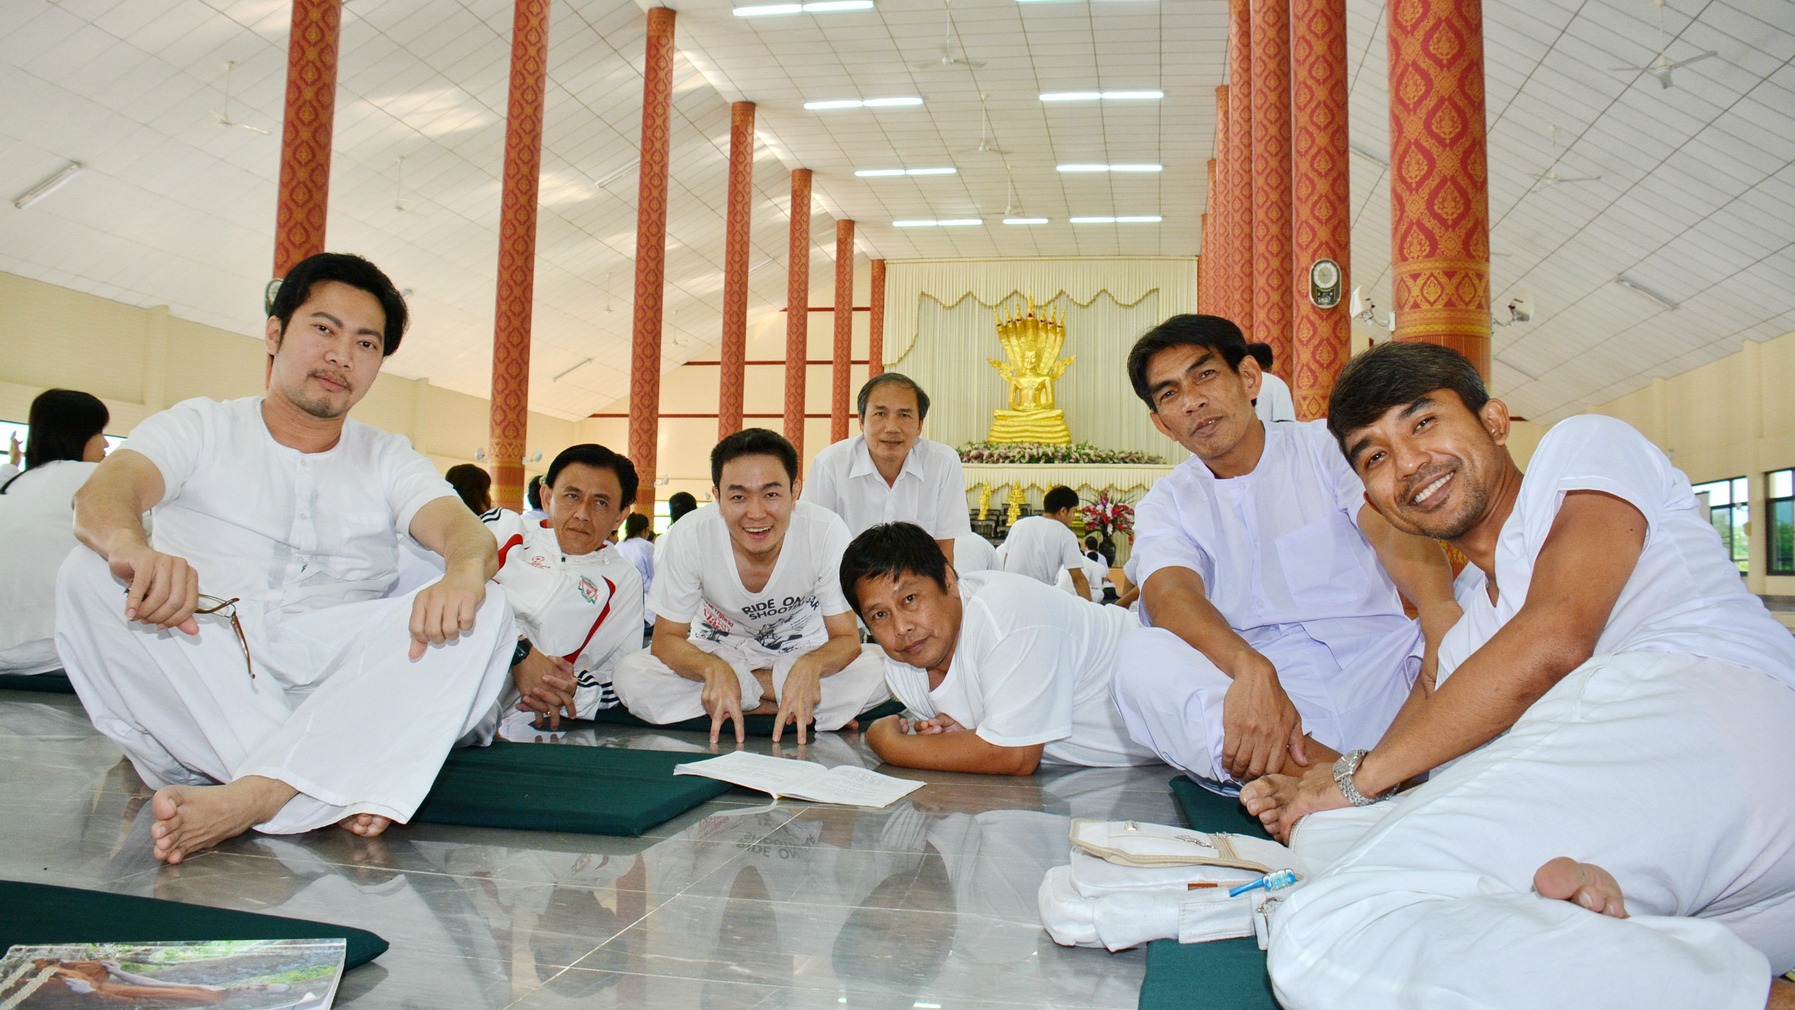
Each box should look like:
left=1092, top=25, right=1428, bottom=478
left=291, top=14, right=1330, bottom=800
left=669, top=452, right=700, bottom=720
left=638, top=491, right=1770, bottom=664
left=915, top=0, right=984, bottom=71
left=210, top=61, right=271, bottom=135
left=1609, top=0, right=1718, bottom=89
left=956, top=94, right=1009, bottom=156
left=1531, top=124, right=1602, bottom=187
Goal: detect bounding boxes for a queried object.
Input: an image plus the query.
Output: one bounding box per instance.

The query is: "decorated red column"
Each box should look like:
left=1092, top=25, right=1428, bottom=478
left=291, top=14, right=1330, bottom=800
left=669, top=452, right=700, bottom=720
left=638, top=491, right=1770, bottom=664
left=784, top=168, right=813, bottom=457
left=1226, top=0, right=1254, bottom=337
left=718, top=100, right=755, bottom=441
left=272, top=0, right=340, bottom=277
left=831, top=220, right=855, bottom=444
left=485, top=0, right=552, bottom=511
left=626, top=5, right=677, bottom=505
left=1291, top=0, right=1353, bottom=419
left=1388, top=0, right=1491, bottom=376
left=868, top=258, right=886, bottom=379
left=1252, top=0, right=1295, bottom=381
left=1211, top=85, right=1232, bottom=321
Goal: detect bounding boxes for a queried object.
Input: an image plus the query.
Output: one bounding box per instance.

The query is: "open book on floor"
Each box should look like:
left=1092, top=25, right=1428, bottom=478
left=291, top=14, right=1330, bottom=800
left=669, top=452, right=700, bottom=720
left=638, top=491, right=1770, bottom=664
left=673, top=751, right=924, bottom=808
left=0, top=938, right=346, bottom=1009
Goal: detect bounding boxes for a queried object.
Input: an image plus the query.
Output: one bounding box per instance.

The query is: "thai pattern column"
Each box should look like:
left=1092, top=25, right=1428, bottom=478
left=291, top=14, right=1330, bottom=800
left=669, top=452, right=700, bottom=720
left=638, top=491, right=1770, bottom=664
left=1212, top=85, right=1232, bottom=321
left=272, top=0, right=340, bottom=277
left=868, top=258, right=886, bottom=379
left=1291, top=0, right=1352, bottom=419
left=831, top=220, right=855, bottom=444
left=485, top=0, right=551, bottom=511
left=718, top=100, right=755, bottom=441
left=627, top=5, right=677, bottom=505
left=784, top=168, right=813, bottom=457
left=1387, top=0, right=1491, bottom=376
left=1251, top=0, right=1295, bottom=380
left=1226, top=0, right=1254, bottom=337
left=1202, top=154, right=1217, bottom=312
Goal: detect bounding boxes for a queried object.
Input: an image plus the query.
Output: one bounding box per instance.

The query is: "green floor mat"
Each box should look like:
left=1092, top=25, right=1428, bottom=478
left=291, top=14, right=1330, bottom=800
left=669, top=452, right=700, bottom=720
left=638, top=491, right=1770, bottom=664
left=1138, top=777, right=1281, bottom=1010
left=410, top=742, right=731, bottom=836
left=583, top=697, right=905, bottom=736
left=0, top=671, right=74, bottom=694
left=0, top=880, right=388, bottom=969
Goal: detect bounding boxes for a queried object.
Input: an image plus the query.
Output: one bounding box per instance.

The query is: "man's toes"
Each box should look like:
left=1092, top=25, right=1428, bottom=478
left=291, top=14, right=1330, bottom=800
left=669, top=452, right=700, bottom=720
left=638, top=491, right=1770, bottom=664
left=1534, top=856, right=1627, bottom=917
left=1533, top=856, right=1586, bottom=900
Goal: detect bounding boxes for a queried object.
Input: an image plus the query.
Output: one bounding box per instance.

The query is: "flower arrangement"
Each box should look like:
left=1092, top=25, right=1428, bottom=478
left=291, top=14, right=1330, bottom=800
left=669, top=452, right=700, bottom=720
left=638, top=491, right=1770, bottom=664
left=957, top=441, right=1166, bottom=466
left=1078, top=490, right=1136, bottom=542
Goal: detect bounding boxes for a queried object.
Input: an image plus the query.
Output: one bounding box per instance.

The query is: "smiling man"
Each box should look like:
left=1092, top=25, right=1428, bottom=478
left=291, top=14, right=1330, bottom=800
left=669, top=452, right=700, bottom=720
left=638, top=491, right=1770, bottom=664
left=610, top=428, right=889, bottom=744
left=1241, top=342, right=1795, bottom=1010
left=1109, top=314, right=1460, bottom=793
left=844, top=522, right=1158, bottom=775
left=802, top=374, right=971, bottom=566
left=54, top=253, right=515, bottom=863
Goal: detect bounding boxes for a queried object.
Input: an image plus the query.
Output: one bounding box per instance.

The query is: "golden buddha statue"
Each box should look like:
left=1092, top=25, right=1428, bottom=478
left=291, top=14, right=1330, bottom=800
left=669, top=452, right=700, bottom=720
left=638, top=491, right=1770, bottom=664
left=987, top=299, right=1074, bottom=444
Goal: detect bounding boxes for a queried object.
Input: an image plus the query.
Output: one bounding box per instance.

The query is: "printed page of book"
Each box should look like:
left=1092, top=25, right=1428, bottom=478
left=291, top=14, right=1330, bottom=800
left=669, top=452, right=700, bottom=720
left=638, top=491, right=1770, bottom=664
left=674, top=752, right=924, bottom=808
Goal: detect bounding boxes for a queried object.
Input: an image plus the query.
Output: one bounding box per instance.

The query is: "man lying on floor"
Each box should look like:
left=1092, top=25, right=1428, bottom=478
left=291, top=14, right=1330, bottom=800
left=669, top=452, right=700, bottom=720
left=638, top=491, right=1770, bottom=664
left=55, top=253, right=515, bottom=864
left=481, top=443, right=644, bottom=734
left=842, top=522, right=1159, bottom=775
left=611, top=428, right=889, bottom=745
left=1240, top=341, right=1795, bottom=1010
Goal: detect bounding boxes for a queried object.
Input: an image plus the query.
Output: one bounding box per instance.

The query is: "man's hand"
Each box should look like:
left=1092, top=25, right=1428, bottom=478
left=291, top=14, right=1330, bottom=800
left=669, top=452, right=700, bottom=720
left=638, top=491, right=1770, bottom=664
left=772, top=656, right=824, bottom=746
left=409, top=570, right=486, bottom=660
left=909, top=713, right=965, bottom=735
left=1220, top=655, right=1305, bottom=780
left=1240, top=765, right=1350, bottom=843
left=511, top=647, right=578, bottom=730
left=702, top=660, right=745, bottom=746
left=111, top=542, right=200, bottom=634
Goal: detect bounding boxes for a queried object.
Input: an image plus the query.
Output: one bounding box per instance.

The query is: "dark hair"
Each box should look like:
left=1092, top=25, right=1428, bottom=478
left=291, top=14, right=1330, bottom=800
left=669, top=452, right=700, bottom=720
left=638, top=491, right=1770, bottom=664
left=1326, top=342, right=1491, bottom=457
left=545, top=443, right=640, bottom=505
left=667, top=491, right=699, bottom=524
left=856, top=373, right=930, bottom=422
left=269, top=252, right=409, bottom=356
left=1043, top=485, right=1079, bottom=515
left=711, top=427, right=799, bottom=488
left=23, top=389, right=109, bottom=470
left=840, top=522, right=952, bottom=617
left=525, top=474, right=544, bottom=510
left=624, top=512, right=651, bottom=538
left=444, top=463, right=493, bottom=514
left=1126, top=314, right=1250, bottom=408
left=1246, top=342, right=1275, bottom=370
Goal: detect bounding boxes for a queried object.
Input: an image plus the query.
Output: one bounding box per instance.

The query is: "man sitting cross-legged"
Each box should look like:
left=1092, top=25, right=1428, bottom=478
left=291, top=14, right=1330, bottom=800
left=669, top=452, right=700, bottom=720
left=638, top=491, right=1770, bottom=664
left=54, top=253, right=515, bottom=863
left=610, top=428, right=889, bottom=745
left=997, top=485, right=1091, bottom=600
left=1243, top=341, right=1795, bottom=1010
left=481, top=443, right=645, bottom=734
left=845, top=522, right=1159, bottom=775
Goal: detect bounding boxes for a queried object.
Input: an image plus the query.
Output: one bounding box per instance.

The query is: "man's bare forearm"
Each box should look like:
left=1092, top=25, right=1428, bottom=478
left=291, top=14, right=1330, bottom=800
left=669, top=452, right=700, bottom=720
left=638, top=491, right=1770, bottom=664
left=799, top=632, right=864, bottom=679
left=1142, top=567, right=1262, bottom=680
left=866, top=716, right=1042, bottom=775
left=651, top=623, right=733, bottom=683
left=72, top=451, right=163, bottom=560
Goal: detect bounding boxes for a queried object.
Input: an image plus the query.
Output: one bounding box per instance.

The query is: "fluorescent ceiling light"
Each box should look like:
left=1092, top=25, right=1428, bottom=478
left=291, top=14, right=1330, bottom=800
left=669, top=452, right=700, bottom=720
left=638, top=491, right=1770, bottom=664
left=805, top=96, right=922, bottom=110
left=12, top=161, right=84, bottom=210
left=1057, top=163, right=1162, bottom=173
left=855, top=166, right=956, bottom=177
left=1040, top=90, right=1163, bottom=102
left=735, top=0, right=872, bottom=15
left=1615, top=274, right=1679, bottom=311
left=1004, top=217, right=1049, bottom=225
left=864, top=96, right=923, bottom=107
left=894, top=218, right=983, bottom=227
left=1069, top=215, right=1162, bottom=224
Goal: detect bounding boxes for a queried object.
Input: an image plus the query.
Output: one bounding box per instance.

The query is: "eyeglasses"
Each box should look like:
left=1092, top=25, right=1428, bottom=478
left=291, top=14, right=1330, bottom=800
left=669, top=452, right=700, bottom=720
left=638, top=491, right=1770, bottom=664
left=194, top=594, right=254, bottom=681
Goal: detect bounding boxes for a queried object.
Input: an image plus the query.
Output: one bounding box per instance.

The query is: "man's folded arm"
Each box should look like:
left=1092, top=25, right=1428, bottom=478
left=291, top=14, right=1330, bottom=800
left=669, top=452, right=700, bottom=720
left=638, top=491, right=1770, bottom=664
left=866, top=716, right=1044, bottom=775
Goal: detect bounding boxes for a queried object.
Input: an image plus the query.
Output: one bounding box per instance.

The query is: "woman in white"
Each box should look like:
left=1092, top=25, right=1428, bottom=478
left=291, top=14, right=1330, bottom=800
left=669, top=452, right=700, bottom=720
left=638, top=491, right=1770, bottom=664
left=0, top=389, right=109, bottom=674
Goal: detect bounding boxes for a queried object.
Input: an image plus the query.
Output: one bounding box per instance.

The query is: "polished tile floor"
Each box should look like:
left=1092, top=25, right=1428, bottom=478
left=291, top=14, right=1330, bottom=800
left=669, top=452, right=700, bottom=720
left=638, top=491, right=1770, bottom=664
left=0, top=690, right=1181, bottom=1008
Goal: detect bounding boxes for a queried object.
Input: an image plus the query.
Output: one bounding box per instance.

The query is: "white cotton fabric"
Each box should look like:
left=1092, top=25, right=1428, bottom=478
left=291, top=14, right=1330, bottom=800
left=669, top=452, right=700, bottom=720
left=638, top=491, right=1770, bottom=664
left=998, top=515, right=1087, bottom=586
left=881, top=571, right=1158, bottom=767
left=1055, top=553, right=1109, bottom=601
left=802, top=435, right=972, bottom=540
left=1254, top=373, right=1297, bottom=423
left=610, top=639, right=890, bottom=730
left=0, top=460, right=97, bottom=673
left=951, top=533, right=998, bottom=574
left=613, top=534, right=655, bottom=624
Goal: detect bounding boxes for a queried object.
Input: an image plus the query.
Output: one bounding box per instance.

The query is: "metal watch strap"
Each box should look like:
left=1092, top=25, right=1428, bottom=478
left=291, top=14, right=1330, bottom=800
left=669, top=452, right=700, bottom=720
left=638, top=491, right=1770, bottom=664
left=1332, top=749, right=1386, bottom=807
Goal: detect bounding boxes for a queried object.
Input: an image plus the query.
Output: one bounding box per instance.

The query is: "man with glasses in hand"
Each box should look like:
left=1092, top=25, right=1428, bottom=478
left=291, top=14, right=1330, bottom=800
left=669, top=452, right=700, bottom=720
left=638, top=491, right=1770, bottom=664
left=55, top=253, right=516, bottom=864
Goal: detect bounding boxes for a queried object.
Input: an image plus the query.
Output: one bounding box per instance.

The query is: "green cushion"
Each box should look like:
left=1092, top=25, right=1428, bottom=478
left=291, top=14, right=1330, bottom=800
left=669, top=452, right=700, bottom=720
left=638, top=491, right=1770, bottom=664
left=410, top=742, right=731, bottom=836
left=582, top=697, right=905, bottom=736
left=1137, top=777, right=1281, bottom=1010
left=0, top=671, right=74, bottom=694
left=0, top=880, right=387, bottom=970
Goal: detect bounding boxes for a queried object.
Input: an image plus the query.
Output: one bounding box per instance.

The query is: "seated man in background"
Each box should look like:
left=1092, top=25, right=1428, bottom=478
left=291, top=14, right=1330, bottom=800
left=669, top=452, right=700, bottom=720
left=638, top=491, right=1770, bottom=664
left=845, top=522, right=1158, bottom=775
left=803, top=373, right=971, bottom=566
left=611, top=428, right=888, bottom=745
left=997, top=485, right=1091, bottom=599
left=482, top=443, right=644, bottom=733
left=1244, top=342, right=1795, bottom=1010
left=55, top=252, right=514, bottom=863
left=1112, top=314, right=1460, bottom=792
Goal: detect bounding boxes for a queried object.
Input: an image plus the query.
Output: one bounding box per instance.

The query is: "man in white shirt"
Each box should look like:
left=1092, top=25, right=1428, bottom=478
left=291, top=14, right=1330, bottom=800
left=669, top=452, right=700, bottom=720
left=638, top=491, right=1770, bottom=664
left=54, top=253, right=515, bottom=864
left=611, top=428, right=889, bottom=745
left=482, top=443, right=645, bottom=734
left=1247, top=343, right=1297, bottom=423
left=845, top=522, right=1158, bottom=774
left=1240, top=342, right=1795, bottom=1010
left=950, top=533, right=997, bottom=575
left=997, top=486, right=1091, bottom=599
left=802, top=373, right=971, bottom=566
left=1112, top=314, right=1460, bottom=792
left=613, top=510, right=655, bottom=630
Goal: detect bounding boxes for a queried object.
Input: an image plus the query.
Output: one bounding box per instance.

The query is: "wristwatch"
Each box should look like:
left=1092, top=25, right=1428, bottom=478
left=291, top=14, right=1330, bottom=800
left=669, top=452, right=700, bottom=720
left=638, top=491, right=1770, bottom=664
left=510, top=638, right=533, bottom=668
left=1332, top=749, right=1390, bottom=807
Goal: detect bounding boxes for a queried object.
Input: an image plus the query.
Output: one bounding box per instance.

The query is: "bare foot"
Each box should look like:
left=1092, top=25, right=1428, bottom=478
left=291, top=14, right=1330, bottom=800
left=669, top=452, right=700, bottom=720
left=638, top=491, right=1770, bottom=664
left=151, top=776, right=297, bottom=864
left=1534, top=856, right=1628, bottom=918
left=338, top=812, right=394, bottom=838
left=1767, top=976, right=1795, bottom=1010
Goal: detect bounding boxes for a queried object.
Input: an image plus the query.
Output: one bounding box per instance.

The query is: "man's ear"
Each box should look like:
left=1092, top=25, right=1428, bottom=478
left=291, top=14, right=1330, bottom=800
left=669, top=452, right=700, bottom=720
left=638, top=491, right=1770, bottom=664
left=264, top=316, right=282, bottom=356
left=1237, top=355, right=1264, bottom=401
left=791, top=477, right=802, bottom=498
left=1480, top=398, right=1512, bottom=446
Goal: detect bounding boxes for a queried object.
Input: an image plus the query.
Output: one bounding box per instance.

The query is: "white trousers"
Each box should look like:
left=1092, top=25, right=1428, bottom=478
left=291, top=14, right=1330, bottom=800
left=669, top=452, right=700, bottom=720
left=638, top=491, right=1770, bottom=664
left=54, top=548, right=516, bottom=834
left=1110, top=621, right=1417, bottom=788
left=1269, top=650, right=1795, bottom=1010
left=610, top=638, right=890, bottom=730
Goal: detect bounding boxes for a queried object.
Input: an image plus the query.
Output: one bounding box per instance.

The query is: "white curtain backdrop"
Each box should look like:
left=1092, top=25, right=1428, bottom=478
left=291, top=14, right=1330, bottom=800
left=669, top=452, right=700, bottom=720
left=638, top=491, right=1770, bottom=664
left=885, top=258, right=1197, bottom=456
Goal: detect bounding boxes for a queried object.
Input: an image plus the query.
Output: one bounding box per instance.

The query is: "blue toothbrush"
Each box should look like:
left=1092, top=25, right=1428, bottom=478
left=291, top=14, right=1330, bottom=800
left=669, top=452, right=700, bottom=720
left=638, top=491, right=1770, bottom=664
left=1228, top=868, right=1299, bottom=897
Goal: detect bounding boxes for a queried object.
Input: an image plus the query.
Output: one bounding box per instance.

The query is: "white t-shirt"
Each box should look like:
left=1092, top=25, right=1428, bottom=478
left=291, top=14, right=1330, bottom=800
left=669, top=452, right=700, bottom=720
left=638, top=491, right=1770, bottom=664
left=998, top=515, right=1087, bottom=586
left=484, top=509, right=644, bottom=709
left=614, top=535, right=656, bottom=623
left=0, top=460, right=99, bottom=671
left=648, top=500, right=852, bottom=656
left=125, top=397, right=455, bottom=613
left=1437, top=415, right=1795, bottom=689
left=952, top=533, right=998, bottom=575
left=802, top=435, right=972, bottom=541
left=882, top=571, right=1158, bottom=767
left=1055, top=554, right=1110, bottom=602
left=1254, top=372, right=1297, bottom=423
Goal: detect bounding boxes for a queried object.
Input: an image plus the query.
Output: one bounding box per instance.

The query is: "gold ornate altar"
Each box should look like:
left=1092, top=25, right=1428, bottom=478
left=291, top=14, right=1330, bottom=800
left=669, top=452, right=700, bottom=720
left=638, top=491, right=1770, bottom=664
left=987, top=299, right=1074, bottom=444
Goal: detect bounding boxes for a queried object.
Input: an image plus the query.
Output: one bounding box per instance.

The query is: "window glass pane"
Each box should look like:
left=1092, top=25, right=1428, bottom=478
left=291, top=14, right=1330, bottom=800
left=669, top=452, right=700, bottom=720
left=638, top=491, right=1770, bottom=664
left=1772, top=469, right=1793, bottom=500
left=0, top=420, right=122, bottom=465
left=1733, top=477, right=1749, bottom=502
left=1694, top=479, right=1731, bottom=506
left=1773, top=500, right=1794, bottom=575
left=1710, top=507, right=1732, bottom=548
left=1732, top=503, right=1750, bottom=575
left=652, top=500, right=671, bottom=536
